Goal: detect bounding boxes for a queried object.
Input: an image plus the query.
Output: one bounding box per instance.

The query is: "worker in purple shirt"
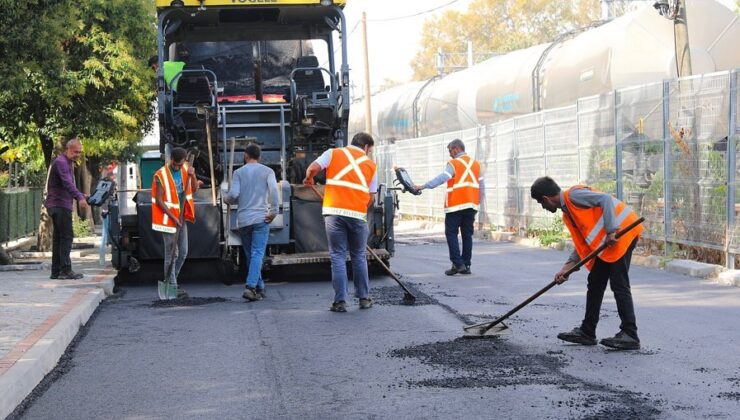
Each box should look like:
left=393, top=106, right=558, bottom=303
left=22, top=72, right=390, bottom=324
left=45, top=137, right=89, bottom=280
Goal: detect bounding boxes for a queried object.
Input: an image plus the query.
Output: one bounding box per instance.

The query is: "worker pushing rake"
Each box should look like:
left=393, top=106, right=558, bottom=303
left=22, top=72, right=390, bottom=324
left=465, top=177, right=645, bottom=351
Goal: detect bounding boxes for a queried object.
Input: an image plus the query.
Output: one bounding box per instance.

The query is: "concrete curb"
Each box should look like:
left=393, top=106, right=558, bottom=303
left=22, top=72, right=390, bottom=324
left=0, top=271, right=114, bottom=419
left=0, top=289, right=103, bottom=419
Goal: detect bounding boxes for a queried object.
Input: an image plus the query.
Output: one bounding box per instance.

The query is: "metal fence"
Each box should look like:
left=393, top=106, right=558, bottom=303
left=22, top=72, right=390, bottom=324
left=375, top=69, right=740, bottom=266
left=0, top=188, right=43, bottom=243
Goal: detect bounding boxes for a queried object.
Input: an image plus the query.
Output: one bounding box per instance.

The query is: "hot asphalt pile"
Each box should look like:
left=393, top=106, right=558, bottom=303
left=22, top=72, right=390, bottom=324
left=388, top=336, right=661, bottom=418
left=371, top=285, right=436, bottom=306
left=148, top=297, right=229, bottom=308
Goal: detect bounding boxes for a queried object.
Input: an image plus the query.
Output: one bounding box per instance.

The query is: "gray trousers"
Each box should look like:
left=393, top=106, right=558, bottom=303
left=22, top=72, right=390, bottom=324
left=163, top=223, right=188, bottom=285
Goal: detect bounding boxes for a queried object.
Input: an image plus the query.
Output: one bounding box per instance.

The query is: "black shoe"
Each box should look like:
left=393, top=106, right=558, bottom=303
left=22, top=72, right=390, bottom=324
left=50, top=273, right=59, bottom=279
left=58, top=270, right=84, bottom=280
left=330, top=301, right=347, bottom=312
left=600, top=331, right=640, bottom=350
left=243, top=287, right=261, bottom=302
left=445, top=265, right=466, bottom=276
left=557, top=327, right=597, bottom=346
left=176, top=288, right=189, bottom=299
left=256, top=287, right=266, bottom=299
left=458, top=265, right=471, bottom=275
left=359, top=297, right=373, bottom=309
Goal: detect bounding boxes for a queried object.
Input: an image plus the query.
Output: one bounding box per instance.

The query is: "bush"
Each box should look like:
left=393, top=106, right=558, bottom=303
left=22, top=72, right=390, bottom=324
left=527, top=217, right=568, bottom=246
left=73, top=213, right=92, bottom=238
left=0, top=172, right=8, bottom=188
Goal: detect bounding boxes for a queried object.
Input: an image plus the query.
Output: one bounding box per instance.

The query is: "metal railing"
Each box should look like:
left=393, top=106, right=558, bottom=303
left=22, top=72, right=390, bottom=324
left=375, top=69, right=740, bottom=267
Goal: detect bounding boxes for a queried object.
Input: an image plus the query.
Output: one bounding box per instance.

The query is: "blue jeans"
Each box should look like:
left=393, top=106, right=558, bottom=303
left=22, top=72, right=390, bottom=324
left=445, top=208, right=476, bottom=267
left=238, top=222, right=269, bottom=289
left=325, top=215, right=369, bottom=303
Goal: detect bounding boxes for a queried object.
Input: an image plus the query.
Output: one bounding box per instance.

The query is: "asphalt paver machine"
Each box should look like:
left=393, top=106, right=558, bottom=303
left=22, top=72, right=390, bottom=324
left=110, top=0, right=397, bottom=280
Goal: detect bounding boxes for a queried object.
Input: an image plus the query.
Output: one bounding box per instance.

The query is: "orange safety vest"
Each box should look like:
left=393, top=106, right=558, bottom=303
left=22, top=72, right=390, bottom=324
left=562, top=185, right=643, bottom=271
left=445, top=155, right=481, bottom=213
left=323, top=146, right=377, bottom=221
left=151, top=163, right=195, bottom=233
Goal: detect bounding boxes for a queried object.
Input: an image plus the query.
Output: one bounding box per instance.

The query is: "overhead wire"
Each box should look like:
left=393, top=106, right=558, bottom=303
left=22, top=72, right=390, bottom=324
left=367, top=0, right=463, bottom=23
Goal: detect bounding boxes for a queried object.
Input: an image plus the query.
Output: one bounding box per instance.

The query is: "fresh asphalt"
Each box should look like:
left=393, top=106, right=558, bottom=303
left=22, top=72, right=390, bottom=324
left=14, top=238, right=740, bottom=419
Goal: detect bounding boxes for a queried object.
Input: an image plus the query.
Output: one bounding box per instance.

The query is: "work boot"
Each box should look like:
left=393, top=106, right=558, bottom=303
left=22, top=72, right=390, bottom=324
left=600, top=331, right=640, bottom=350
left=58, top=270, right=84, bottom=280
left=50, top=273, right=59, bottom=279
left=256, top=287, right=266, bottom=299
left=243, top=286, right=261, bottom=302
left=557, top=327, right=597, bottom=346
left=445, top=265, right=466, bottom=276
left=176, top=288, right=189, bottom=299
left=458, top=265, right=471, bottom=275
left=359, top=297, right=373, bottom=309
left=329, top=301, right=347, bottom=312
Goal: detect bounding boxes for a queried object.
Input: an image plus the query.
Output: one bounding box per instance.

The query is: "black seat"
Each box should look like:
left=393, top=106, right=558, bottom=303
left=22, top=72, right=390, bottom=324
left=176, top=73, right=213, bottom=105
left=293, top=56, right=325, bottom=97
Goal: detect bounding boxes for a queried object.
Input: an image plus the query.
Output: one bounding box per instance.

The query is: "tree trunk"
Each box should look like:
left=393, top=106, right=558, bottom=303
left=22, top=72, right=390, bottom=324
left=37, top=205, right=53, bottom=252
left=0, top=245, right=13, bottom=265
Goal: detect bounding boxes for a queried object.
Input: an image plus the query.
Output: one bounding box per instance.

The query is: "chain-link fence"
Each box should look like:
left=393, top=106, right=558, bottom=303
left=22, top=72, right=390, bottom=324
left=376, top=69, right=740, bottom=267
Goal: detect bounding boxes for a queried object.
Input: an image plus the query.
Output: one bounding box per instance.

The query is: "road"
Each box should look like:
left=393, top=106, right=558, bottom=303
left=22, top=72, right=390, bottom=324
left=13, top=236, right=740, bottom=419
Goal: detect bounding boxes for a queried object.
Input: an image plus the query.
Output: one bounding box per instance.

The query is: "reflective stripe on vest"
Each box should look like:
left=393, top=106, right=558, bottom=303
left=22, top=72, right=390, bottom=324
left=323, top=146, right=376, bottom=221
left=445, top=155, right=480, bottom=213
left=151, top=163, right=196, bottom=233
left=562, top=186, right=643, bottom=270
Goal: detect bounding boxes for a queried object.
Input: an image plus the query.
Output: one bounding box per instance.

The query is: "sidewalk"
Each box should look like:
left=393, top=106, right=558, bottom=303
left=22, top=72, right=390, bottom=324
left=0, top=259, right=115, bottom=419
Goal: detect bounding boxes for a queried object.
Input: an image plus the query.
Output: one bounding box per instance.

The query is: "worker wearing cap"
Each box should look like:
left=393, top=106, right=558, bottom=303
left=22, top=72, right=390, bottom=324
left=530, top=176, right=643, bottom=350
left=413, top=139, right=484, bottom=276
left=304, top=132, right=378, bottom=313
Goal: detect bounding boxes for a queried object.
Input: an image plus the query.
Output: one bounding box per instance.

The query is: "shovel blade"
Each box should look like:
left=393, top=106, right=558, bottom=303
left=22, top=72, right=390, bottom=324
left=462, top=322, right=510, bottom=338
left=158, top=281, right=177, bottom=300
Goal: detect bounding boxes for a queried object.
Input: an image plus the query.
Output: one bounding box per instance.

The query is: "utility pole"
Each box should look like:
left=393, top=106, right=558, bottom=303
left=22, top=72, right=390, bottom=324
left=361, top=11, right=373, bottom=135
left=673, top=0, right=692, bottom=78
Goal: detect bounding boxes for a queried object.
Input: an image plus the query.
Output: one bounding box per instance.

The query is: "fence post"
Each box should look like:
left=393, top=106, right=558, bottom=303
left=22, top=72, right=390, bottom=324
left=615, top=90, right=623, bottom=201
left=726, top=70, right=737, bottom=269
left=662, top=80, right=672, bottom=258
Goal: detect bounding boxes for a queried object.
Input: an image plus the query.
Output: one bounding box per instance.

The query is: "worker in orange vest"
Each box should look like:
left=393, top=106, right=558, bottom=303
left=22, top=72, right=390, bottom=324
left=530, top=176, right=644, bottom=350
left=152, top=147, right=201, bottom=298
left=304, top=132, right=378, bottom=313
left=413, top=139, right=484, bottom=276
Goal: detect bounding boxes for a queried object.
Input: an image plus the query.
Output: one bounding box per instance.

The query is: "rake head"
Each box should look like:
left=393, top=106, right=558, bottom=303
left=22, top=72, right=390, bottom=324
left=462, top=322, right=510, bottom=339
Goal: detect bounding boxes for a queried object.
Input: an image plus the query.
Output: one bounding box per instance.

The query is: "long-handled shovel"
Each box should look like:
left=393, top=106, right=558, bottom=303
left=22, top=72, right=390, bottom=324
left=463, top=217, right=645, bottom=338
left=308, top=184, right=416, bottom=304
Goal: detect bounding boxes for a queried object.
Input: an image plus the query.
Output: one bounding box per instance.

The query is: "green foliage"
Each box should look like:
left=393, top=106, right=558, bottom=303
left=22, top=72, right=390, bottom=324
left=412, top=0, right=601, bottom=80
left=527, top=217, right=568, bottom=246
left=0, top=172, right=8, bottom=188
left=0, top=0, right=156, bottom=175
left=72, top=212, right=92, bottom=238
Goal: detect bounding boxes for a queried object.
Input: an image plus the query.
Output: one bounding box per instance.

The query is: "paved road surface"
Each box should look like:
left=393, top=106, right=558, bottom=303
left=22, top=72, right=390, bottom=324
left=14, top=239, right=740, bottom=419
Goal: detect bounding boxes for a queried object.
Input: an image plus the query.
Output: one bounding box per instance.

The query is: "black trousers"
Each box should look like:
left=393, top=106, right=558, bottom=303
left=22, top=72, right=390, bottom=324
left=48, top=207, right=74, bottom=275
left=580, top=238, right=639, bottom=340
left=444, top=208, right=476, bottom=267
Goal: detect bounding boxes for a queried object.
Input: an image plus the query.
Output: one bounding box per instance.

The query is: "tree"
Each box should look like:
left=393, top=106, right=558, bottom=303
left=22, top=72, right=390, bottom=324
left=0, top=0, right=156, bottom=177
left=411, top=0, right=601, bottom=80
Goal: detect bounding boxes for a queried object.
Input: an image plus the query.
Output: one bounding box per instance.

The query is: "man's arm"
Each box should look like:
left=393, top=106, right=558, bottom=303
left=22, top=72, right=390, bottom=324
left=367, top=172, right=378, bottom=208
left=188, top=165, right=199, bottom=193
left=223, top=171, right=240, bottom=205
left=415, top=163, right=454, bottom=191
left=266, top=172, right=279, bottom=223
left=57, top=159, right=88, bottom=209
left=154, top=177, right=181, bottom=227
left=303, top=149, right=332, bottom=185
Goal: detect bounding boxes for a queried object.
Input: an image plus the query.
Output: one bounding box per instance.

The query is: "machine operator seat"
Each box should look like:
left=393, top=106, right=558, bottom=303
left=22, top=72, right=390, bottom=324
left=175, top=72, right=214, bottom=106
left=293, top=56, right=325, bottom=97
